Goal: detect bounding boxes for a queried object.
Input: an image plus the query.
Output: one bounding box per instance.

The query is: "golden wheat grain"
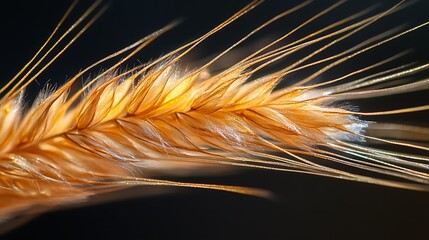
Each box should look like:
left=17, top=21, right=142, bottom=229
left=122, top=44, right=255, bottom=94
left=0, top=0, right=428, bottom=234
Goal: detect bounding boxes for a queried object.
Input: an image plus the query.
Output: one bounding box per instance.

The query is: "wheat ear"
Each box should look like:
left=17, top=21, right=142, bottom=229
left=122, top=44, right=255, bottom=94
left=0, top=0, right=428, bottom=225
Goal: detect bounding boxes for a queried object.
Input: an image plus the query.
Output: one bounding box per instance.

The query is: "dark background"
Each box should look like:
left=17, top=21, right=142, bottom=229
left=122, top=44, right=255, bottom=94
left=1, top=0, right=429, bottom=239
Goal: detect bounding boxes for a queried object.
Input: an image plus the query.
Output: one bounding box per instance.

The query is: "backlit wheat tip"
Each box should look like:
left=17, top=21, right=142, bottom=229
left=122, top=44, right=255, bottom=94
left=0, top=0, right=428, bottom=228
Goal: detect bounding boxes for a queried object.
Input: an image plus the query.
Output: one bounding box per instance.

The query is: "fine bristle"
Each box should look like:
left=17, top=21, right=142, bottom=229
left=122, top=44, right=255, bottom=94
left=0, top=0, right=428, bottom=230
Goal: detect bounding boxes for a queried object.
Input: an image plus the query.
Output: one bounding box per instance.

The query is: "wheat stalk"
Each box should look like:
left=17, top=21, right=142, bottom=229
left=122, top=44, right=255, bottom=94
left=1, top=0, right=428, bottom=229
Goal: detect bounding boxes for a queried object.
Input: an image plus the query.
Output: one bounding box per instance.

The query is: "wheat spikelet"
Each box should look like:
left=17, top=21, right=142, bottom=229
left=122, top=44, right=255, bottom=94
left=1, top=0, right=428, bottom=233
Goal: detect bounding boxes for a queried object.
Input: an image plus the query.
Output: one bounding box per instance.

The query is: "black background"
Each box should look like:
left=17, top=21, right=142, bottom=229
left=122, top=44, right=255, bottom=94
left=1, top=0, right=429, bottom=239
